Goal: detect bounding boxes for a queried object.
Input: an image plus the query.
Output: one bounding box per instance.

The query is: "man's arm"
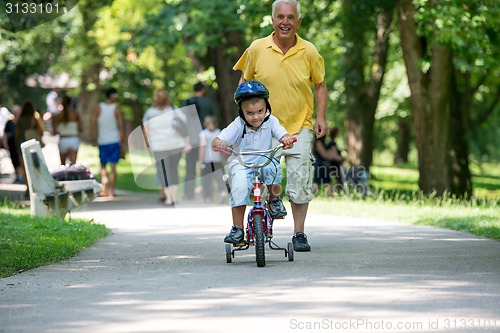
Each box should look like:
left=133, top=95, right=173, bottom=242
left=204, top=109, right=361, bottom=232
left=89, top=105, right=99, bottom=146
left=114, top=106, right=125, bottom=143
left=314, top=81, right=328, bottom=139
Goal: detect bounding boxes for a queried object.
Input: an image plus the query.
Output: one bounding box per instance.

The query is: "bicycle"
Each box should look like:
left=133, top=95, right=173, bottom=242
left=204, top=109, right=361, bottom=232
left=216, top=138, right=297, bottom=267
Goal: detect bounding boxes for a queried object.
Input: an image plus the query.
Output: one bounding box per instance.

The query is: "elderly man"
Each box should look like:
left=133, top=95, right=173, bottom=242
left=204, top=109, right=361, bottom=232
left=233, top=0, right=328, bottom=251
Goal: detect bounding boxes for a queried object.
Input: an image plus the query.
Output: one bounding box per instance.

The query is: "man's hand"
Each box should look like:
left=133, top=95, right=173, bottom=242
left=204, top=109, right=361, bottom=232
left=280, top=134, right=295, bottom=150
left=314, top=117, right=328, bottom=139
left=314, top=81, right=328, bottom=139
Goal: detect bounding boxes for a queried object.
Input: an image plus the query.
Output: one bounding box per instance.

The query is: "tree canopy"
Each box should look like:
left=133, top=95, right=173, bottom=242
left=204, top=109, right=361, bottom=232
left=0, top=0, right=498, bottom=197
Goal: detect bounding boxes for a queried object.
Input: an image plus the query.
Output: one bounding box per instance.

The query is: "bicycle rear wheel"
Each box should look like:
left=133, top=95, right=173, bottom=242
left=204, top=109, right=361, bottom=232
left=253, top=213, right=266, bottom=267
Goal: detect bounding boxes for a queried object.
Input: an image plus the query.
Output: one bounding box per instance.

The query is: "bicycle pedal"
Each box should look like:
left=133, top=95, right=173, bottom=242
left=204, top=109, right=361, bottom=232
left=234, top=242, right=246, bottom=247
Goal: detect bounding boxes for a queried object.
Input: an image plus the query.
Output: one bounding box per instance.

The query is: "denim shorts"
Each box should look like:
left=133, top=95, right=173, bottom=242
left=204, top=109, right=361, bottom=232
left=228, top=157, right=282, bottom=207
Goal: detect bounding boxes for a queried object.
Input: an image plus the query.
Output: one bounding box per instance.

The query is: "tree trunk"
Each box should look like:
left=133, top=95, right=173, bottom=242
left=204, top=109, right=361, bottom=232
left=75, top=1, right=103, bottom=142
left=128, top=99, right=144, bottom=129
left=343, top=3, right=393, bottom=170
left=397, top=0, right=452, bottom=195
left=77, top=85, right=100, bottom=142
left=363, top=8, right=393, bottom=169
left=394, top=115, right=411, bottom=164
left=209, top=31, right=246, bottom=127
left=343, top=0, right=368, bottom=167
left=448, top=69, right=473, bottom=198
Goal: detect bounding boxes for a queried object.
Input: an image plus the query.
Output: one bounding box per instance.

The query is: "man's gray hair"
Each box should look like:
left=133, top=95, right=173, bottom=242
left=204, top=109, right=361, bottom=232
left=272, top=0, right=302, bottom=19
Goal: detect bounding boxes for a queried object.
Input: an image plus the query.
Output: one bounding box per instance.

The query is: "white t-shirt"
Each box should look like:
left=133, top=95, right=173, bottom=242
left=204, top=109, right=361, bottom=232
left=142, top=106, right=186, bottom=152
left=200, top=128, right=222, bottom=163
left=217, top=114, right=288, bottom=165
left=46, top=90, right=59, bottom=114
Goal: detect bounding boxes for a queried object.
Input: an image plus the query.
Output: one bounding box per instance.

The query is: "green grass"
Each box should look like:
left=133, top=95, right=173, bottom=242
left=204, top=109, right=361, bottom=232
left=369, top=165, right=500, bottom=200
left=77, top=142, right=500, bottom=240
left=78, top=144, right=165, bottom=193
left=1, top=143, right=498, bottom=278
left=310, top=198, right=500, bottom=240
left=0, top=203, right=110, bottom=278
left=78, top=140, right=500, bottom=201
left=311, top=163, right=499, bottom=241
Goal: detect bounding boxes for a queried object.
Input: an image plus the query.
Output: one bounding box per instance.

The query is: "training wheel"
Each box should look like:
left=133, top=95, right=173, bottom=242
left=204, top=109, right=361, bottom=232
left=225, top=244, right=232, bottom=263
left=287, top=242, right=294, bottom=261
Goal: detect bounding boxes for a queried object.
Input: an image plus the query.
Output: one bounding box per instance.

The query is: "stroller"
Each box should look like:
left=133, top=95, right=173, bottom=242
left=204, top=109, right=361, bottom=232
left=340, top=164, right=375, bottom=196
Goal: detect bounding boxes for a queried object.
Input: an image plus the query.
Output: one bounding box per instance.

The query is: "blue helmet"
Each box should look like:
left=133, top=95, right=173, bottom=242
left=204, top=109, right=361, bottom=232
left=233, top=80, right=272, bottom=136
left=234, top=80, right=270, bottom=104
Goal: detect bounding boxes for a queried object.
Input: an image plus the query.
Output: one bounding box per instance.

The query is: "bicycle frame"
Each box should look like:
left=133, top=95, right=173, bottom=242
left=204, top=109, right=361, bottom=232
left=219, top=144, right=284, bottom=245
left=217, top=138, right=296, bottom=267
left=246, top=164, right=272, bottom=245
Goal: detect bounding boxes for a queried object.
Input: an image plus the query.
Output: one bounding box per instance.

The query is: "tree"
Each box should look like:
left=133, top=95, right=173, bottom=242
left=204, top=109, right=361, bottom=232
left=397, top=0, right=500, bottom=197
left=341, top=0, right=394, bottom=169
left=0, top=14, right=71, bottom=109
left=445, top=1, right=500, bottom=198
left=397, top=0, right=453, bottom=195
left=73, top=0, right=109, bottom=140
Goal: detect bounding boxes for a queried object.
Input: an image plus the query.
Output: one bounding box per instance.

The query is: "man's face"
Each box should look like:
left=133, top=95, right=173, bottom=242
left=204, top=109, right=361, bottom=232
left=109, top=93, right=118, bottom=103
left=272, top=2, right=302, bottom=41
left=241, top=99, right=267, bottom=129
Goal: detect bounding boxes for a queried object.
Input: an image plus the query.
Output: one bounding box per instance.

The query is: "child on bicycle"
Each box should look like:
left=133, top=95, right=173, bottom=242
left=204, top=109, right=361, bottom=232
left=212, top=80, right=295, bottom=244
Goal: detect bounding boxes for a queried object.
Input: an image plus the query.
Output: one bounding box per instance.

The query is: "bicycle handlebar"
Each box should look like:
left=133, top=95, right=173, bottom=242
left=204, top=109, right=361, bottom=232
left=215, top=137, right=297, bottom=169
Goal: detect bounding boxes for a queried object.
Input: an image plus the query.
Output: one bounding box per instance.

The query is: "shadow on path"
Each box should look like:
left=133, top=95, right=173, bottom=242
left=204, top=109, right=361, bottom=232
left=1, top=193, right=499, bottom=333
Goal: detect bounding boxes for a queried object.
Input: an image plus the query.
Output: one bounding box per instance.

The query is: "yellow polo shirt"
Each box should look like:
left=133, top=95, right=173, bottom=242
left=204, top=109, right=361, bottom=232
left=233, top=33, right=325, bottom=135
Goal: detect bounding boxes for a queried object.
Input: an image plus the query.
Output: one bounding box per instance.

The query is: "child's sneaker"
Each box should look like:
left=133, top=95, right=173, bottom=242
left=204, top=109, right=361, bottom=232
left=224, top=226, right=244, bottom=244
left=268, top=198, right=287, bottom=218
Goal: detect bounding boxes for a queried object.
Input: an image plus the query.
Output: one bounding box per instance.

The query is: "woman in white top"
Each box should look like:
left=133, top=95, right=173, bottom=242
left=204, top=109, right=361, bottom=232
left=142, top=89, right=191, bottom=206
left=53, top=96, right=83, bottom=165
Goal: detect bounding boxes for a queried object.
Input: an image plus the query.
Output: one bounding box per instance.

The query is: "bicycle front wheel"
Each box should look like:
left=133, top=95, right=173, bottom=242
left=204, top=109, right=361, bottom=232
left=253, top=213, right=266, bottom=267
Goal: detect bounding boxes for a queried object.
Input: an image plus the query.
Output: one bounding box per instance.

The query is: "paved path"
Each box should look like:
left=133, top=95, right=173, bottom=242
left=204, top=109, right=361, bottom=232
left=1, top=193, right=500, bottom=333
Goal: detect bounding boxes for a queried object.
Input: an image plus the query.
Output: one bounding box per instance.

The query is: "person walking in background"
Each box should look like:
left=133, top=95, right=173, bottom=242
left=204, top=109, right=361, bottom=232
left=198, top=115, right=226, bottom=204
left=325, top=127, right=344, bottom=189
left=2, top=105, right=23, bottom=184
left=15, top=101, right=44, bottom=184
left=233, top=0, right=328, bottom=251
left=181, top=82, right=219, bottom=201
left=312, top=127, right=345, bottom=196
left=142, top=89, right=191, bottom=206
left=0, top=100, right=12, bottom=141
left=43, top=89, right=60, bottom=133
left=53, top=96, right=83, bottom=165
left=89, top=88, right=125, bottom=199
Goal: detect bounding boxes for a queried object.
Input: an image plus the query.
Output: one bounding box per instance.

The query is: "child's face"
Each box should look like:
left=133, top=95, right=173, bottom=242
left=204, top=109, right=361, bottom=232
left=205, top=118, right=216, bottom=131
left=241, top=99, right=266, bottom=129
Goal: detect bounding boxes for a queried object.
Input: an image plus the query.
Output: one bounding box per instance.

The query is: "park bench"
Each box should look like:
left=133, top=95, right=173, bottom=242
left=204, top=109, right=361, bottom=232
left=20, top=139, right=102, bottom=217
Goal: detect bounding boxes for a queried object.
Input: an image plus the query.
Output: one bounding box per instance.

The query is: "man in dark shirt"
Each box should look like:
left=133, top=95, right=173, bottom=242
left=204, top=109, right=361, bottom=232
left=181, top=82, right=219, bottom=200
